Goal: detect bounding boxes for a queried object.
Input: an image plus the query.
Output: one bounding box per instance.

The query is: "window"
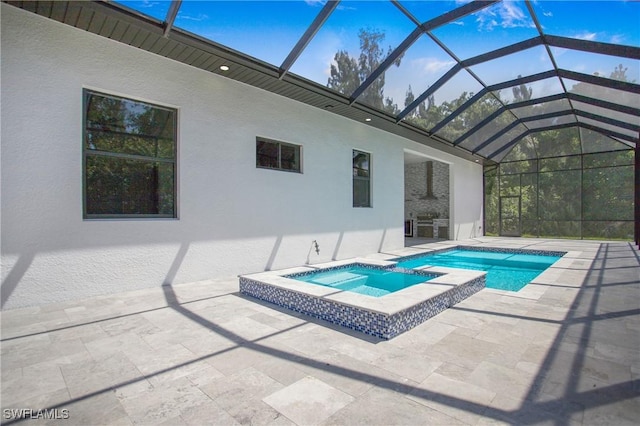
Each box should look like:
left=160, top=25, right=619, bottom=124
left=83, top=90, right=177, bottom=218
left=256, top=138, right=301, bottom=172
left=353, top=150, right=371, bottom=207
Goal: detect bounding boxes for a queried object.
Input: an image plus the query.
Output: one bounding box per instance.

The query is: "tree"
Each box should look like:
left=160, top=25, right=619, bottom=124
left=569, top=62, right=635, bottom=104
left=328, top=28, right=402, bottom=114
left=486, top=64, right=636, bottom=240
left=403, top=85, right=439, bottom=130
left=327, top=51, right=359, bottom=97
left=512, top=75, right=532, bottom=102
left=609, top=64, right=633, bottom=82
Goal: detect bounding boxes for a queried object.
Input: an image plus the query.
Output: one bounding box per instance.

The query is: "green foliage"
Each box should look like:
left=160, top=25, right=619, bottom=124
left=84, top=92, right=176, bottom=216
left=485, top=153, right=634, bottom=240
left=582, top=166, right=634, bottom=221
left=606, top=63, right=634, bottom=83
left=328, top=51, right=360, bottom=97
left=512, top=75, right=532, bottom=102
left=483, top=166, right=499, bottom=235
left=326, top=33, right=636, bottom=242
left=405, top=90, right=475, bottom=136
left=328, top=28, right=401, bottom=114
left=485, top=59, right=635, bottom=241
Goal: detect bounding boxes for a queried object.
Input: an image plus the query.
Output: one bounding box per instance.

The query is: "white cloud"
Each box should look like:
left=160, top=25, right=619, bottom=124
left=543, top=11, right=553, bottom=17
left=177, top=13, right=208, bottom=22
left=136, top=0, right=159, bottom=9
left=610, top=34, right=625, bottom=44
left=475, top=1, right=534, bottom=31
left=413, top=57, right=456, bottom=74
left=500, top=1, right=527, bottom=26
left=336, top=4, right=357, bottom=12
left=451, top=21, right=465, bottom=26
left=573, top=32, right=598, bottom=41
left=475, top=8, right=497, bottom=31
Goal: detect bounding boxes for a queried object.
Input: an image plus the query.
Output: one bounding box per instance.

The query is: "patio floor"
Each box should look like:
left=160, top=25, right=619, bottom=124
left=1, top=237, right=639, bottom=425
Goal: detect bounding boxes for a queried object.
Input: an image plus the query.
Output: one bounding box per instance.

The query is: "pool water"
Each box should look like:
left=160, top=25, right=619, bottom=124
left=396, top=249, right=562, bottom=292
left=288, top=266, right=435, bottom=297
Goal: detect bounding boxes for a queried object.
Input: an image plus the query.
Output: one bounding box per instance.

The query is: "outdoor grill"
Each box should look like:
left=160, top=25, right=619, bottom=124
left=416, top=213, right=438, bottom=238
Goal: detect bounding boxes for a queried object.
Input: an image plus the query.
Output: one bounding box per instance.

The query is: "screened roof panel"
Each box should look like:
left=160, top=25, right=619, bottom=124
left=401, top=67, right=484, bottom=133
left=458, top=110, right=517, bottom=151
left=551, top=48, right=640, bottom=85
left=174, top=1, right=320, bottom=67
left=525, top=113, right=577, bottom=131
left=532, top=0, right=640, bottom=48
left=572, top=101, right=640, bottom=127
left=24, top=0, right=637, bottom=165
left=579, top=128, right=634, bottom=154
left=562, top=79, right=640, bottom=109
left=288, top=1, right=416, bottom=97
left=401, top=103, right=440, bottom=133
left=427, top=67, right=481, bottom=106
left=500, top=135, right=539, bottom=162
left=429, top=0, right=538, bottom=60
left=510, top=98, right=572, bottom=119
left=610, top=136, right=636, bottom=150
left=577, top=116, right=638, bottom=140
left=434, top=90, right=501, bottom=141
left=356, top=34, right=455, bottom=114
left=475, top=122, right=530, bottom=159
left=492, top=77, right=565, bottom=105
left=572, top=100, right=640, bottom=126
left=487, top=149, right=512, bottom=164
left=469, top=45, right=553, bottom=86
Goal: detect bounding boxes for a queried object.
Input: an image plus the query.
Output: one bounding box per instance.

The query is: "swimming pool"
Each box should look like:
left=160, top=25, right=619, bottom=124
left=239, top=260, right=485, bottom=339
left=395, top=247, right=564, bottom=292
left=285, top=264, right=437, bottom=297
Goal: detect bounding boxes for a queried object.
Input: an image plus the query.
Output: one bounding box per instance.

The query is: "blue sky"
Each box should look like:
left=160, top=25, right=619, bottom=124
left=117, top=0, right=639, bottom=109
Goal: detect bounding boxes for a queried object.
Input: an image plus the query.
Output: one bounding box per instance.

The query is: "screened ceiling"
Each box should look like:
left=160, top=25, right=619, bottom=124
left=10, top=0, right=640, bottom=163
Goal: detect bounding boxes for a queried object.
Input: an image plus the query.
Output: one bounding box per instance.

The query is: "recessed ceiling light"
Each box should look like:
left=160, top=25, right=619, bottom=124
left=365, top=118, right=372, bottom=122
left=219, top=65, right=230, bottom=71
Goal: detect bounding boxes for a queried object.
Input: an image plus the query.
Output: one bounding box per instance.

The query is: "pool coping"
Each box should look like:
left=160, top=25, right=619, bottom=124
left=239, top=257, right=486, bottom=340
left=392, top=244, right=567, bottom=262
left=379, top=244, right=572, bottom=300
left=239, top=244, right=572, bottom=339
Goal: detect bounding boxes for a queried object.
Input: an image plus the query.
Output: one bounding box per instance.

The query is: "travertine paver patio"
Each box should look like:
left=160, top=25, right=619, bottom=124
left=1, top=237, right=639, bottom=425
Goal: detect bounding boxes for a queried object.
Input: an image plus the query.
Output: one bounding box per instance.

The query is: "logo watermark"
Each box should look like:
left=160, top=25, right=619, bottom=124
left=3, top=408, right=69, bottom=420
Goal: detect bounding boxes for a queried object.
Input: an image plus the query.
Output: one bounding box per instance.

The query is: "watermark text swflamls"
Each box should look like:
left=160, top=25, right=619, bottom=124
left=3, top=408, right=70, bottom=420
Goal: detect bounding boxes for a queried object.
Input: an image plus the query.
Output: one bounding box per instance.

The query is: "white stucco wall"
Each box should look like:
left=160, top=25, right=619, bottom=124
left=0, top=4, right=483, bottom=309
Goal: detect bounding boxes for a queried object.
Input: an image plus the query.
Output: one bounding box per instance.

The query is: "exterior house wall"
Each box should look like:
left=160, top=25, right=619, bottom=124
left=0, top=4, right=483, bottom=309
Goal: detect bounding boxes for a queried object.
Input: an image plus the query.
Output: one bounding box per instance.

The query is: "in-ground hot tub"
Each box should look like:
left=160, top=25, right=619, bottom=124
left=285, top=263, right=438, bottom=297
left=239, top=259, right=485, bottom=339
